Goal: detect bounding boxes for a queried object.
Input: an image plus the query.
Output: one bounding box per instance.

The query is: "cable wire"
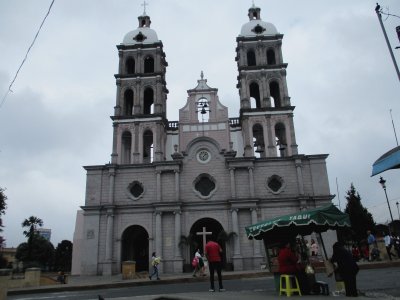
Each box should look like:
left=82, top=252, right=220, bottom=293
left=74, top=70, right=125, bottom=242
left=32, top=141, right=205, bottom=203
left=0, top=0, right=55, bottom=109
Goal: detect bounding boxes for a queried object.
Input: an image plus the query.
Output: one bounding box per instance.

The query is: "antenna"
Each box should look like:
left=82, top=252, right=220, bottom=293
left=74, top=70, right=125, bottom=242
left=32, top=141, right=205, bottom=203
left=390, top=109, right=399, bottom=146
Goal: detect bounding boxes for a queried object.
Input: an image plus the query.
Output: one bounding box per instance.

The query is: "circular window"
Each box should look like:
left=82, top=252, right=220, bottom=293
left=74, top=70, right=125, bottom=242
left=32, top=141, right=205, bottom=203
left=266, top=175, right=285, bottom=194
left=126, top=181, right=144, bottom=200
left=193, top=174, right=217, bottom=199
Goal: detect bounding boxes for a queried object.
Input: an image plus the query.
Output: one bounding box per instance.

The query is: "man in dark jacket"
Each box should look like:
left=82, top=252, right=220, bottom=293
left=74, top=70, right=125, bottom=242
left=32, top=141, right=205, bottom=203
left=331, top=242, right=359, bottom=297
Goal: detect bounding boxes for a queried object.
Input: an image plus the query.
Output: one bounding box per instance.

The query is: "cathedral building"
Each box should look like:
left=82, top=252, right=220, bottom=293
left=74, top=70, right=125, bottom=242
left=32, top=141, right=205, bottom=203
left=73, top=4, right=333, bottom=276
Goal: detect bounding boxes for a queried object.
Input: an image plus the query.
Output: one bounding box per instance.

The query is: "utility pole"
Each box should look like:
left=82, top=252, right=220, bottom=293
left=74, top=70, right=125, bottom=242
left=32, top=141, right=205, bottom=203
left=375, top=3, right=400, bottom=83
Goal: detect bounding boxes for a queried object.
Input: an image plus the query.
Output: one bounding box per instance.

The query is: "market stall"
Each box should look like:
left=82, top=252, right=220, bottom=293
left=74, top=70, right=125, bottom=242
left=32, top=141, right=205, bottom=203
left=245, top=204, right=351, bottom=292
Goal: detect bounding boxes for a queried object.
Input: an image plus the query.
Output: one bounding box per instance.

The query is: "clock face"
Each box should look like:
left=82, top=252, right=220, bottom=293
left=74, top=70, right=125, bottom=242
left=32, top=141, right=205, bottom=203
left=197, top=150, right=210, bottom=163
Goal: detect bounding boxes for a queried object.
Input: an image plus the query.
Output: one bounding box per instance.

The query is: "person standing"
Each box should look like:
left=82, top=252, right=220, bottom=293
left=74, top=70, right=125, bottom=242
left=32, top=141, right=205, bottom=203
left=367, top=230, right=376, bottom=261
left=205, top=238, right=224, bottom=292
left=149, top=252, right=161, bottom=280
left=310, top=239, right=319, bottom=256
left=331, top=242, right=359, bottom=297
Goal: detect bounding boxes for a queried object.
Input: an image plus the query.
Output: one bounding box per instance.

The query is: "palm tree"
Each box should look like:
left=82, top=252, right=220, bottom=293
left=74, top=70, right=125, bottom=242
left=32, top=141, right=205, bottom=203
left=179, top=233, right=198, bottom=271
left=22, top=216, right=43, bottom=260
left=217, top=230, right=237, bottom=270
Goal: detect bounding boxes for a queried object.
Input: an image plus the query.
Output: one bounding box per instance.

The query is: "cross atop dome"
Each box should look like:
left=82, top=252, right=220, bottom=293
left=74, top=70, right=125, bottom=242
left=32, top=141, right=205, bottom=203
left=141, top=1, right=149, bottom=15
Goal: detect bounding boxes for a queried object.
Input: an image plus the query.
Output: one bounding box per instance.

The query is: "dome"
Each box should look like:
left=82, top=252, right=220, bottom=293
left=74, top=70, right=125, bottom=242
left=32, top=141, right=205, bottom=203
left=239, top=19, right=278, bottom=37
left=122, top=27, right=159, bottom=45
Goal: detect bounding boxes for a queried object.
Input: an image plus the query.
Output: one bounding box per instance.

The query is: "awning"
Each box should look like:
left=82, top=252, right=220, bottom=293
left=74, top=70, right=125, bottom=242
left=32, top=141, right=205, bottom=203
left=245, top=204, right=351, bottom=241
left=371, top=145, right=400, bottom=176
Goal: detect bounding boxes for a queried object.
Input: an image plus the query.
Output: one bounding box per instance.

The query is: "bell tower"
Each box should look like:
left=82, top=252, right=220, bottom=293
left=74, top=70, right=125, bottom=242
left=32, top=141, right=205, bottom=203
left=111, top=9, right=168, bottom=164
left=236, top=4, right=298, bottom=158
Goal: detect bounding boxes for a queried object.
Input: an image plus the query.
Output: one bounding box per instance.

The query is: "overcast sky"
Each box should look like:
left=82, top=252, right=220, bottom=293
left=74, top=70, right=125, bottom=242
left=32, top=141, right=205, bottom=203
left=1, top=0, right=400, bottom=248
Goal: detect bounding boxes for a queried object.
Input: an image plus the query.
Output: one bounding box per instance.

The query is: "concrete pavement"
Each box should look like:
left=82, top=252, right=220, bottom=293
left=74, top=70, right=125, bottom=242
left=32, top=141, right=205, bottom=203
left=7, top=260, right=400, bottom=299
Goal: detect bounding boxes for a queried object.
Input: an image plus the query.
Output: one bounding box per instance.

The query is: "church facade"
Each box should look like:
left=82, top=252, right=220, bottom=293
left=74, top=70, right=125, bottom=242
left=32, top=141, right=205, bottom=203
left=74, top=4, right=333, bottom=276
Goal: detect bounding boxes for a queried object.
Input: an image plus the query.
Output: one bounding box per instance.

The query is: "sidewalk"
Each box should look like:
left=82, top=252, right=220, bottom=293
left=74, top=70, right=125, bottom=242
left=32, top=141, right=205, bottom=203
left=7, top=259, right=400, bottom=299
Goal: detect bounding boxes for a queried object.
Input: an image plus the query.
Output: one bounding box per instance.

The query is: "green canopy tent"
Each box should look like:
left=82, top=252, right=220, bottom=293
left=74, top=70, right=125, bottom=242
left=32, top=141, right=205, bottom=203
left=245, top=204, right=351, bottom=259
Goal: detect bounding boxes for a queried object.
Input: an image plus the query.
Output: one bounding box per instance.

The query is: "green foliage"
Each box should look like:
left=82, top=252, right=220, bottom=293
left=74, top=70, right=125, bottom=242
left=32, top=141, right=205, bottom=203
left=217, top=230, right=237, bottom=245
left=0, top=187, right=7, bottom=246
left=15, top=235, right=55, bottom=270
left=54, top=240, right=73, bottom=272
left=344, top=183, right=376, bottom=243
left=21, top=216, right=44, bottom=260
left=22, top=216, right=43, bottom=240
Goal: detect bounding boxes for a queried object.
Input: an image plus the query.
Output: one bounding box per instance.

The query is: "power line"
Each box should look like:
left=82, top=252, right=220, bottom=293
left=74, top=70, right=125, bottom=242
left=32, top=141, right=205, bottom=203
left=0, top=0, right=55, bottom=109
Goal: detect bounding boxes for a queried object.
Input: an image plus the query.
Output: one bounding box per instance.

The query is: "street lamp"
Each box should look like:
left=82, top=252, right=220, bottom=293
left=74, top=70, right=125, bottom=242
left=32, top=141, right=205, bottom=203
left=379, top=177, right=394, bottom=225
left=396, top=201, right=400, bottom=220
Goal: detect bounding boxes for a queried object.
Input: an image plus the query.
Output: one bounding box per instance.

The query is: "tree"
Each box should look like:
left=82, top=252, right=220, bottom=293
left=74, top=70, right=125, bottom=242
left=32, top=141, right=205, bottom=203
left=0, top=188, right=7, bottom=268
left=16, top=235, right=54, bottom=270
left=22, top=216, right=43, bottom=260
left=0, top=187, right=7, bottom=244
left=344, top=183, right=375, bottom=243
left=54, top=240, right=73, bottom=272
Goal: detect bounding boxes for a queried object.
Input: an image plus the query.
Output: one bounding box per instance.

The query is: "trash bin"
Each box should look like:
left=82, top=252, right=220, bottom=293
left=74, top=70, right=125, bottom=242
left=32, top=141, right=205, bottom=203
left=122, top=261, right=136, bottom=279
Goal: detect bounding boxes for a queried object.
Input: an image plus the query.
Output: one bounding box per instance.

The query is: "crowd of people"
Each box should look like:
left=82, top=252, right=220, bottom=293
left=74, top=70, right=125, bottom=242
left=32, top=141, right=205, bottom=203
left=349, top=231, right=400, bottom=262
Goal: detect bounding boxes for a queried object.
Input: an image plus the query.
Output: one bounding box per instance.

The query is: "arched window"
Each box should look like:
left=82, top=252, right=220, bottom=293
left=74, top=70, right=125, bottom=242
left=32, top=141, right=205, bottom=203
left=121, top=131, right=132, bottom=164
left=247, top=50, right=256, bottom=66
left=125, top=57, right=135, bottom=74
left=270, top=81, right=281, bottom=107
left=144, top=56, right=154, bottom=73
left=275, top=123, right=287, bottom=157
left=249, top=82, right=261, bottom=108
left=197, top=97, right=209, bottom=122
left=267, top=49, right=276, bottom=65
left=124, top=89, right=134, bottom=115
left=144, top=88, right=154, bottom=114
left=253, top=123, right=264, bottom=158
left=143, top=130, right=153, bottom=163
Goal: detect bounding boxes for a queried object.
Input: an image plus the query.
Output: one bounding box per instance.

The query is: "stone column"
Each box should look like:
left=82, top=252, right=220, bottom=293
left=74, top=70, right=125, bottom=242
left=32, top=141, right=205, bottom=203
left=174, top=170, right=180, bottom=201
left=248, top=167, right=255, bottom=198
left=288, top=114, right=298, bottom=155
left=111, top=123, right=119, bottom=164
left=295, top=159, right=305, bottom=195
left=229, top=168, right=236, bottom=199
left=115, top=79, right=122, bottom=116
left=242, top=117, right=253, bottom=157
left=231, top=209, right=243, bottom=270
left=251, top=208, right=262, bottom=256
left=231, top=209, right=241, bottom=256
left=156, top=171, right=162, bottom=202
left=105, top=208, right=114, bottom=261
left=103, top=168, right=116, bottom=275
left=155, top=211, right=162, bottom=272
left=133, top=122, right=140, bottom=163
left=174, top=211, right=182, bottom=259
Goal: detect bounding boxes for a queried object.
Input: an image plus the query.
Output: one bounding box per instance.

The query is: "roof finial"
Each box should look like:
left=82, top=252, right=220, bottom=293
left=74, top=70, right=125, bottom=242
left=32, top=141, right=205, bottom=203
left=141, top=1, right=149, bottom=15
left=200, top=71, right=204, bottom=80
left=252, top=0, right=256, bottom=8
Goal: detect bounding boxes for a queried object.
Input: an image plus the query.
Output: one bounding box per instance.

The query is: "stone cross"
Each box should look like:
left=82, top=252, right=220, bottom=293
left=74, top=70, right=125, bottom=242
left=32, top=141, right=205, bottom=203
left=197, top=226, right=212, bottom=255
left=141, top=1, right=148, bottom=14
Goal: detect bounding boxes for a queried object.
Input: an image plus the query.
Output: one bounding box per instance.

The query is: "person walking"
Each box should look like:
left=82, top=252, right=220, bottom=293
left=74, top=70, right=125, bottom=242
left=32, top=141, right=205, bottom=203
left=384, top=232, right=396, bottom=261
left=192, top=249, right=206, bottom=277
left=149, top=252, right=161, bottom=280
left=205, top=238, right=224, bottom=292
left=331, top=242, right=359, bottom=297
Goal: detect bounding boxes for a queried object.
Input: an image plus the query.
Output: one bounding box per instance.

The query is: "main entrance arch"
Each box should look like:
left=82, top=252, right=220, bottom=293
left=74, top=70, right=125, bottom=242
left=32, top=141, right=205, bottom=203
left=121, top=225, right=149, bottom=272
left=189, top=218, right=229, bottom=267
